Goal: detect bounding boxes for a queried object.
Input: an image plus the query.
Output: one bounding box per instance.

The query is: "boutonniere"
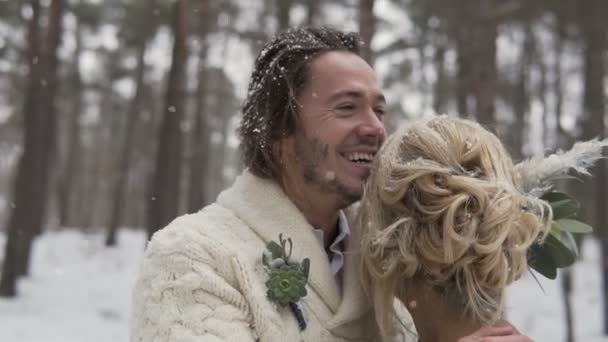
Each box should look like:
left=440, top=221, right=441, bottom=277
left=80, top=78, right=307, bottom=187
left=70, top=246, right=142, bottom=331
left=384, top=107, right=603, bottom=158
left=262, top=234, right=310, bottom=331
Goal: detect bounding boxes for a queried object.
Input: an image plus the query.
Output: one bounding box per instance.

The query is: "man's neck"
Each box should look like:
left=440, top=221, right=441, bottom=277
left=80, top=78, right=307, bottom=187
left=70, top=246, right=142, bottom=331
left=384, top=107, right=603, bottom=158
left=402, top=283, right=481, bottom=342
left=295, top=198, right=340, bottom=250
left=282, top=183, right=340, bottom=249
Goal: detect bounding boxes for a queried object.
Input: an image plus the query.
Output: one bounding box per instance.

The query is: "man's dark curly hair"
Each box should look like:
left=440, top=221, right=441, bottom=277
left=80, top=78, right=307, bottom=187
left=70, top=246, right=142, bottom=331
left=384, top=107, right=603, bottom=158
left=238, top=26, right=363, bottom=179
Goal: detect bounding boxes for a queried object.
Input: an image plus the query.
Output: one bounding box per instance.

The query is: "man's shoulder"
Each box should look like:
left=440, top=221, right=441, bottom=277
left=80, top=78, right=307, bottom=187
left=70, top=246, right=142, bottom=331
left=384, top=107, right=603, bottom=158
left=147, top=203, right=255, bottom=259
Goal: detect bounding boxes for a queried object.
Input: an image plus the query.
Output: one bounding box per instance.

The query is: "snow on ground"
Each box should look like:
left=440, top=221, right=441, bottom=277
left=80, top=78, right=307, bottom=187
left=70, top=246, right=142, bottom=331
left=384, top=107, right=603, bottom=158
left=0, top=229, right=606, bottom=342
left=0, top=229, right=146, bottom=342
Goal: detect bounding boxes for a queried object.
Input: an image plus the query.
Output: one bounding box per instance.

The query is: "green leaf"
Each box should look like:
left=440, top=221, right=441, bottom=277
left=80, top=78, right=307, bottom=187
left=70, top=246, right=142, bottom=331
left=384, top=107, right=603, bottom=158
left=555, top=218, right=593, bottom=234
left=262, top=252, right=270, bottom=267
left=551, top=200, right=579, bottom=220
left=546, top=232, right=577, bottom=267
left=542, top=191, right=579, bottom=220
left=301, top=258, right=310, bottom=280
left=528, top=243, right=557, bottom=279
left=266, top=241, right=285, bottom=259
left=528, top=230, right=579, bottom=279
left=559, top=231, right=579, bottom=258
left=541, top=191, right=573, bottom=203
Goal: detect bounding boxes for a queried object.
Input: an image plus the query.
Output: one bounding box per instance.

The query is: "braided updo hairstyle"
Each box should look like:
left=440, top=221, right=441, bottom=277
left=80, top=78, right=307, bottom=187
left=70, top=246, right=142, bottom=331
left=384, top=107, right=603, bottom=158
left=359, top=116, right=551, bottom=341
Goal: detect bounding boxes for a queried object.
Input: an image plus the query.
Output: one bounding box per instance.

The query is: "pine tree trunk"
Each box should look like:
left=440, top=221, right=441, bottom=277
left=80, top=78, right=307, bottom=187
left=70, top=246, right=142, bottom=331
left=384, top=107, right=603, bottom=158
left=470, top=0, right=497, bottom=125
left=187, top=4, right=212, bottom=213
left=455, top=23, right=471, bottom=117
left=432, top=42, right=448, bottom=115
left=0, top=0, right=64, bottom=296
left=511, top=22, right=534, bottom=159
left=358, top=0, right=375, bottom=65
left=579, top=0, right=607, bottom=333
left=455, top=0, right=497, bottom=124
left=18, top=0, right=64, bottom=276
left=553, top=13, right=566, bottom=144
left=562, top=268, right=575, bottom=342
left=58, top=21, right=83, bottom=228
left=106, top=40, right=148, bottom=246
left=276, top=0, right=292, bottom=31
left=306, top=0, right=320, bottom=26
left=537, top=47, right=549, bottom=148
left=146, top=0, right=190, bottom=238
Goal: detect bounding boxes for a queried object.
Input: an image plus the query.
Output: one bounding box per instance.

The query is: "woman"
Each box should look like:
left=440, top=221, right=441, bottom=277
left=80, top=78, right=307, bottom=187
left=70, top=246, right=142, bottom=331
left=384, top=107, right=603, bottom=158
left=358, top=116, right=552, bottom=341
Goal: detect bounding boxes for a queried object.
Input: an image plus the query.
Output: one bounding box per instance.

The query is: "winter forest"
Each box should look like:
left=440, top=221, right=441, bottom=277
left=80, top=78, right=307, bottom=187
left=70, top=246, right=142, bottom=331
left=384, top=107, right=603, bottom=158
left=0, top=0, right=606, bottom=341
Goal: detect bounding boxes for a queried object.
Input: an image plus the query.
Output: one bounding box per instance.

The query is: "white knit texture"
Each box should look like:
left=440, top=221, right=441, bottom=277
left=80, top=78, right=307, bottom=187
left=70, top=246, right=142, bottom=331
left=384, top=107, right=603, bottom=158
left=130, top=171, right=415, bottom=342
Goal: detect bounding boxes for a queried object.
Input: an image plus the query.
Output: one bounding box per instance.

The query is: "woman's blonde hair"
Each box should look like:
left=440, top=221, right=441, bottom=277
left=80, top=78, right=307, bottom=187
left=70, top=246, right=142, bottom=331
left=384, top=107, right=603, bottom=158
left=359, top=116, right=551, bottom=341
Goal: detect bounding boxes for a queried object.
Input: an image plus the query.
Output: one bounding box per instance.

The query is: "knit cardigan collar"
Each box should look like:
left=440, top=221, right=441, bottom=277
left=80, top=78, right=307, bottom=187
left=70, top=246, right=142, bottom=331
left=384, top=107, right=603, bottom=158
left=217, top=170, right=371, bottom=327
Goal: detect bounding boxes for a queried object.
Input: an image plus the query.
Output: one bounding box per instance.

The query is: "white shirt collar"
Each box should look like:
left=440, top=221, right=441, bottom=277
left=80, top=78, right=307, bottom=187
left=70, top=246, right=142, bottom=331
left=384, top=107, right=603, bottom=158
left=312, top=210, right=351, bottom=276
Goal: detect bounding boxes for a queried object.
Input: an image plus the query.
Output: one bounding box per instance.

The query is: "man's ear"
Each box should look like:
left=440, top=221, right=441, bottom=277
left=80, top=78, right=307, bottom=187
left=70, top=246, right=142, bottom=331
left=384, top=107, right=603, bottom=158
left=272, top=135, right=294, bottom=189
left=273, top=133, right=294, bottom=163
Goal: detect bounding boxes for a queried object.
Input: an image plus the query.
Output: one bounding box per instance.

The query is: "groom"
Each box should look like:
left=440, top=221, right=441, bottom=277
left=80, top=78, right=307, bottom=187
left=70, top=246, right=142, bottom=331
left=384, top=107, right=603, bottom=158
left=130, top=26, right=531, bottom=341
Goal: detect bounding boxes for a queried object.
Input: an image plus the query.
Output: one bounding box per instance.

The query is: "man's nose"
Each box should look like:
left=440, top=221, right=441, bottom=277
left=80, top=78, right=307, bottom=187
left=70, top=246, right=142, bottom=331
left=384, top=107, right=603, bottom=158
left=358, top=109, right=385, bottom=141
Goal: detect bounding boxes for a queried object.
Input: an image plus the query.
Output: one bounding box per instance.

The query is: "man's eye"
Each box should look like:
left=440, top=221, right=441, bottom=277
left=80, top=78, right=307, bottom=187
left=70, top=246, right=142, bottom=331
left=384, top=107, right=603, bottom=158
left=336, top=104, right=356, bottom=111
left=374, top=108, right=386, bottom=116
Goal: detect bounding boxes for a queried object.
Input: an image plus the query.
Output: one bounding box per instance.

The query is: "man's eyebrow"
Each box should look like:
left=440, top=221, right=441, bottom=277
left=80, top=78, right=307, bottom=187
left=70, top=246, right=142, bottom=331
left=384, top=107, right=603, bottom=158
left=327, top=90, right=386, bottom=104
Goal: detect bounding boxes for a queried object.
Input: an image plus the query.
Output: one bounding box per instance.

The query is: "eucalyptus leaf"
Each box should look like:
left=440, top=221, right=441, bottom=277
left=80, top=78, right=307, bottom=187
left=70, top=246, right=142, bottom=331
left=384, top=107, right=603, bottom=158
left=266, top=241, right=285, bottom=259
left=555, top=218, right=593, bottom=234
left=549, top=223, right=561, bottom=239
left=542, top=191, right=579, bottom=220
left=528, top=243, right=558, bottom=279
left=262, top=251, right=271, bottom=267
left=550, top=199, right=579, bottom=220
left=558, top=231, right=579, bottom=258
left=541, top=191, right=574, bottom=203
left=301, top=258, right=310, bottom=280
left=544, top=232, right=577, bottom=268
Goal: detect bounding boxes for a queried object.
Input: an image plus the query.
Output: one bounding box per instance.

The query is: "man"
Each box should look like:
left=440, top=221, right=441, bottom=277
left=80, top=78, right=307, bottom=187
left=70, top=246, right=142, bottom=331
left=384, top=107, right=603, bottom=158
left=130, top=27, right=531, bottom=342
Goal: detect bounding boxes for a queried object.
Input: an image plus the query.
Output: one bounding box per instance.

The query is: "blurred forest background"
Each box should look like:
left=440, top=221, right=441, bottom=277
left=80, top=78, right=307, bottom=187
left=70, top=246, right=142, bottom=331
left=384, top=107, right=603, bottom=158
left=0, top=0, right=606, bottom=341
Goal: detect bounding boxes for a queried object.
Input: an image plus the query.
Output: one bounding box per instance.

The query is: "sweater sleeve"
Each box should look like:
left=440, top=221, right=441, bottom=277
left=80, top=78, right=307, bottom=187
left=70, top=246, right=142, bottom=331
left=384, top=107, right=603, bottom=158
left=392, top=299, right=418, bottom=342
left=130, top=232, right=258, bottom=342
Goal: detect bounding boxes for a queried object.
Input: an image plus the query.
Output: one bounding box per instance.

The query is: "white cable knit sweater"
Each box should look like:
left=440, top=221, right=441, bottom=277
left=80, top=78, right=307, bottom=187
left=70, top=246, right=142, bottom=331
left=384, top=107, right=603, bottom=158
left=130, top=171, right=414, bottom=342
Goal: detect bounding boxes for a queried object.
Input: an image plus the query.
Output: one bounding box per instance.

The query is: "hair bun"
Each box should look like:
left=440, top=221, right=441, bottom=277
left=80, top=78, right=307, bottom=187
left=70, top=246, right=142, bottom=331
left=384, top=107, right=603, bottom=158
left=360, top=117, right=551, bottom=332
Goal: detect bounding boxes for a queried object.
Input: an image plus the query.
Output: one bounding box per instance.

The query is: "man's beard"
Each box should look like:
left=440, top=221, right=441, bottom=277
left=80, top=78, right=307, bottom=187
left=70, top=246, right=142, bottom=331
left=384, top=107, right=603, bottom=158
left=293, top=133, right=361, bottom=208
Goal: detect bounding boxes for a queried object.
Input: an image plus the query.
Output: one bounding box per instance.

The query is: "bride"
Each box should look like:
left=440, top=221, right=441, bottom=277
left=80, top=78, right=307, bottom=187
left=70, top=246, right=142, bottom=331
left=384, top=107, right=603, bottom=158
left=358, top=116, right=579, bottom=341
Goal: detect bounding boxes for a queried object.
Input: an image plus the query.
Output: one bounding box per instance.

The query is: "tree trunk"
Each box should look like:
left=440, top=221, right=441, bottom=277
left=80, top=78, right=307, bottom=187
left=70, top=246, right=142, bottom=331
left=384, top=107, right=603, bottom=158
left=20, top=0, right=63, bottom=275
left=580, top=0, right=607, bottom=333
left=276, top=0, right=292, bottom=32
left=553, top=8, right=567, bottom=145
left=0, top=0, right=64, bottom=296
left=562, top=268, right=575, bottom=342
left=432, top=41, right=448, bottom=115
left=0, top=0, right=42, bottom=297
left=358, top=0, right=375, bottom=65
left=187, top=3, right=212, bottom=213
left=105, top=40, right=148, bottom=246
left=306, top=0, right=321, bottom=26
left=511, top=22, right=534, bottom=159
left=58, top=20, right=83, bottom=228
left=453, top=0, right=473, bottom=119
left=146, top=0, right=190, bottom=238
left=537, top=47, right=549, bottom=148
left=455, top=0, right=497, bottom=124
left=455, top=23, right=471, bottom=117
left=470, top=0, right=497, bottom=125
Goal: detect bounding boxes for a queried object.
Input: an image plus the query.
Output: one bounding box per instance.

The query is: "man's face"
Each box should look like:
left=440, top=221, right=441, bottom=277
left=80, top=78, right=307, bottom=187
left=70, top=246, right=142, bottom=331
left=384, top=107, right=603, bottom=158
left=280, top=50, right=386, bottom=209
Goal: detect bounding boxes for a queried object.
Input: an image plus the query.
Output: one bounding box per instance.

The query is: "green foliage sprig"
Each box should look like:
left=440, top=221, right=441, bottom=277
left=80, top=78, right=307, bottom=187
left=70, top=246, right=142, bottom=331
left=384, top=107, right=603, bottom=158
left=528, top=191, right=593, bottom=279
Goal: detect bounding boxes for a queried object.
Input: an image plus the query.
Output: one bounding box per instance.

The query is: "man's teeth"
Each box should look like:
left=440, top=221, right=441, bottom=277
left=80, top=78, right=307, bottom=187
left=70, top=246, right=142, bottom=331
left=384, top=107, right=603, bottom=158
left=346, top=152, right=374, bottom=163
